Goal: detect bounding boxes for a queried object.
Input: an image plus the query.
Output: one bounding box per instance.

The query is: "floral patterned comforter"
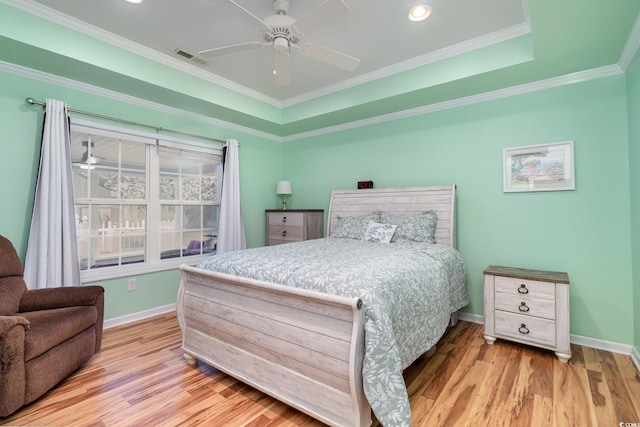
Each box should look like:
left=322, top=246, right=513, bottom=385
left=197, top=237, right=469, bottom=426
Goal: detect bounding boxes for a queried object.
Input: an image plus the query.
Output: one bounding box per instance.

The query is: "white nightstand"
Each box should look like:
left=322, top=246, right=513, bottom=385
left=483, top=265, right=571, bottom=363
left=265, top=209, right=323, bottom=246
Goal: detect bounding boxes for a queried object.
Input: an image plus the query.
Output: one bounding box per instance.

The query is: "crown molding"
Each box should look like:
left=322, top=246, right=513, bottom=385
left=1, top=59, right=623, bottom=143
left=0, top=60, right=284, bottom=142
left=1, top=0, right=531, bottom=109
left=619, top=11, right=640, bottom=70
left=0, top=0, right=283, bottom=107
left=282, top=0, right=532, bottom=107
left=281, top=64, right=624, bottom=142
left=521, top=0, right=531, bottom=27
left=281, top=22, right=532, bottom=108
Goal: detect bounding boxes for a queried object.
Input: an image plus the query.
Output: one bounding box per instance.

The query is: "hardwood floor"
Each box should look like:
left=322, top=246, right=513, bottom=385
left=3, top=313, right=639, bottom=426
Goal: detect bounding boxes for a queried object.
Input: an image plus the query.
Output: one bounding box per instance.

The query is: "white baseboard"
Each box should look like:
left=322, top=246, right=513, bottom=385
left=569, top=333, right=634, bottom=355
left=632, top=346, right=640, bottom=373
left=457, top=312, right=483, bottom=324
left=103, top=303, right=176, bottom=329
left=457, top=312, right=636, bottom=357
left=103, top=307, right=639, bottom=366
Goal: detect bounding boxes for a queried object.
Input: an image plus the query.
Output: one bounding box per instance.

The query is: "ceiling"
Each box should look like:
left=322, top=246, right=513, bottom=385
left=26, top=0, right=527, bottom=101
left=1, top=0, right=639, bottom=138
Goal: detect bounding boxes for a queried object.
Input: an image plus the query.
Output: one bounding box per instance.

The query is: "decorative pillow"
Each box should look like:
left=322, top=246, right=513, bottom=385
left=186, top=240, right=202, bottom=250
left=379, top=211, right=437, bottom=243
left=362, top=221, right=397, bottom=243
left=331, top=213, right=380, bottom=239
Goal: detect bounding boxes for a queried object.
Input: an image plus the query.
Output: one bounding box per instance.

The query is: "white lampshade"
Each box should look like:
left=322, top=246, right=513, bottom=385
left=276, top=180, right=292, bottom=195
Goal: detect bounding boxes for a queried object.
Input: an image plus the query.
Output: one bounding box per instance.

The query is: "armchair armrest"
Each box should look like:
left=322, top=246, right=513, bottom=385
left=19, top=286, right=104, bottom=312
left=0, top=315, right=29, bottom=337
left=0, top=315, right=29, bottom=417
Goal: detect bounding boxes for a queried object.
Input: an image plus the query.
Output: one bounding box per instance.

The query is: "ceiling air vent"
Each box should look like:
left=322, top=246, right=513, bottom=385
left=174, top=49, right=208, bottom=65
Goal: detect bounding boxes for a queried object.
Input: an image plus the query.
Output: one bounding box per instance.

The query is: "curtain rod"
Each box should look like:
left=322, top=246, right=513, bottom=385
left=26, top=97, right=227, bottom=144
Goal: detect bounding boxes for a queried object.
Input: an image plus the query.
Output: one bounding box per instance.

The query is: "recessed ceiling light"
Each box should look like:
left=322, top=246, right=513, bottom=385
left=125, top=0, right=144, bottom=4
left=408, top=5, right=431, bottom=22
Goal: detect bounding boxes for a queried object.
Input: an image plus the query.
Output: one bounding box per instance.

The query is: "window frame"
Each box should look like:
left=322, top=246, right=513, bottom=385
left=70, top=118, right=224, bottom=283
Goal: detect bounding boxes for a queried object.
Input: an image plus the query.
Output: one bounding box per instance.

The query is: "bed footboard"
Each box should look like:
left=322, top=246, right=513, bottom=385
left=177, top=264, right=371, bottom=427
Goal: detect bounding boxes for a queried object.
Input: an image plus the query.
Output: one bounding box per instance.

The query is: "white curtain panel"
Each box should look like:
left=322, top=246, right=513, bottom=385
left=216, top=139, right=246, bottom=253
left=24, top=99, right=81, bottom=289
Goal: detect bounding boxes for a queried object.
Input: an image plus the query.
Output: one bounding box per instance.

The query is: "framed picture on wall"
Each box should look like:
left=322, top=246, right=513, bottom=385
left=503, top=141, right=575, bottom=192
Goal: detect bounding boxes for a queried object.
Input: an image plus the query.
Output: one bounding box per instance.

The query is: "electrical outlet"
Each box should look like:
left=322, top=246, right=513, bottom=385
left=128, top=278, right=136, bottom=292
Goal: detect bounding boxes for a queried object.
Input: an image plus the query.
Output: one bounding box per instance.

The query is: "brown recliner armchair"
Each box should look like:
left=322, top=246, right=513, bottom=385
left=0, top=235, right=105, bottom=417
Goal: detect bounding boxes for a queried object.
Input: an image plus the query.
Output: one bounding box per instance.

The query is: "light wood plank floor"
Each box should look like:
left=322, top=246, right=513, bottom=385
left=3, top=313, right=639, bottom=426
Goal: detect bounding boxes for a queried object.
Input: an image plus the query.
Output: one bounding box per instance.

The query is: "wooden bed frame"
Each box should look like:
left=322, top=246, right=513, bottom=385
left=176, top=185, right=457, bottom=427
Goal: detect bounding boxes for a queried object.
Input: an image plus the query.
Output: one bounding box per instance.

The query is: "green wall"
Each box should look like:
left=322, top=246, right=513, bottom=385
left=627, top=48, right=640, bottom=355
left=284, top=75, right=634, bottom=345
left=0, top=69, right=283, bottom=321
left=1, top=63, right=637, bottom=347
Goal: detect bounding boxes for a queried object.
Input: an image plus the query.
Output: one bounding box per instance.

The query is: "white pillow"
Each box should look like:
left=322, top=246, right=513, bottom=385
left=362, top=221, right=397, bottom=244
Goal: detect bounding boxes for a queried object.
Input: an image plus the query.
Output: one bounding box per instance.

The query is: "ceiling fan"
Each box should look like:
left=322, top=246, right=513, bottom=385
left=73, top=141, right=102, bottom=170
left=198, top=0, right=360, bottom=86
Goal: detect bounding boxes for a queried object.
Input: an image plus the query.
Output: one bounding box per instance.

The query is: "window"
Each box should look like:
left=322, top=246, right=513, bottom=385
left=70, top=119, right=223, bottom=281
left=157, top=145, right=220, bottom=260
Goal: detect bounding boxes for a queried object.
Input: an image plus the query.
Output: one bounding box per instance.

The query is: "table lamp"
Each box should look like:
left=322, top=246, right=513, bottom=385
left=276, top=180, right=292, bottom=210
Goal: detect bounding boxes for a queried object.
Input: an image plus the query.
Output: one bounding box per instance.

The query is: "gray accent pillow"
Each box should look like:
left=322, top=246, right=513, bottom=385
left=331, top=213, right=381, bottom=239
left=379, top=211, right=437, bottom=243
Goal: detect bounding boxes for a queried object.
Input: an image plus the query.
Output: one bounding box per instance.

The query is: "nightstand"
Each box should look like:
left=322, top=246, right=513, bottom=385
left=265, top=209, right=324, bottom=246
left=483, top=265, right=571, bottom=363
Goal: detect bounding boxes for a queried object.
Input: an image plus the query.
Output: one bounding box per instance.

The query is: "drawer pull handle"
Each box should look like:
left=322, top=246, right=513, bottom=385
left=517, top=284, right=529, bottom=294
left=282, top=216, right=287, bottom=223
left=518, top=324, right=530, bottom=334
left=519, top=302, right=530, bottom=312
left=282, top=230, right=287, bottom=237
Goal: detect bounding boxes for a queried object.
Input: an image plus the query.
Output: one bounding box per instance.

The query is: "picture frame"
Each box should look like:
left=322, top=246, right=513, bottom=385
left=503, top=141, right=575, bottom=192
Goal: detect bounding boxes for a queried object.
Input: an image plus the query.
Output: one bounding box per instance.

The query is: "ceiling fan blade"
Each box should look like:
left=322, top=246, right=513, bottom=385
left=292, top=0, right=350, bottom=36
left=274, top=52, right=291, bottom=86
left=198, top=42, right=265, bottom=57
left=297, top=43, right=360, bottom=71
left=228, top=0, right=268, bottom=30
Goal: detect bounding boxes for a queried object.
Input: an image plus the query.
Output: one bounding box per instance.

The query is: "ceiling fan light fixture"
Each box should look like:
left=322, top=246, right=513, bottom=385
left=273, top=36, right=289, bottom=53
left=408, top=5, right=431, bottom=22
left=207, top=0, right=359, bottom=86
left=76, top=140, right=100, bottom=169
left=78, top=153, right=97, bottom=170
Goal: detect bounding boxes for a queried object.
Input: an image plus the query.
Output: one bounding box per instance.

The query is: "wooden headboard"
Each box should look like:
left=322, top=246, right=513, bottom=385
left=327, top=185, right=457, bottom=248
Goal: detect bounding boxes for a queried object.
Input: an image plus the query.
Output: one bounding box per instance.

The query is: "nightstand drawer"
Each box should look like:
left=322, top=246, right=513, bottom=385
left=268, top=212, right=304, bottom=227
left=495, top=276, right=555, bottom=300
left=268, top=225, right=303, bottom=242
left=494, top=311, right=556, bottom=347
left=494, top=293, right=555, bottom=320
left=265, top=209, right=323, bottom=246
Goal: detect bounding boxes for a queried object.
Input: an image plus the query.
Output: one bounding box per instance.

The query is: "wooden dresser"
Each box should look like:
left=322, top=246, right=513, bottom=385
left=483, top=265, right=571, bottom=363
left=265, top=209, right=324, bottom=246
